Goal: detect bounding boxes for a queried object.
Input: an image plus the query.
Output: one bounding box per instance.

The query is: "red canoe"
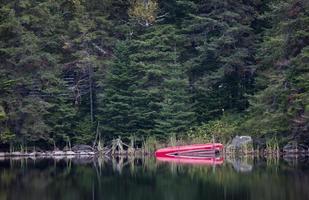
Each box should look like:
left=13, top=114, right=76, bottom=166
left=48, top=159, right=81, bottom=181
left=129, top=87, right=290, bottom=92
left=155, top=143, right=223, bottom=158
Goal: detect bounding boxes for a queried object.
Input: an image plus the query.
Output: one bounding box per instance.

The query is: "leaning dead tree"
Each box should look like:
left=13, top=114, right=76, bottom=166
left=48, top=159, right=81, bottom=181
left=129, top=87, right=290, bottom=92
left=61, top=34, right=109, bottom=124
left=63, top=60, right=95, bottom=123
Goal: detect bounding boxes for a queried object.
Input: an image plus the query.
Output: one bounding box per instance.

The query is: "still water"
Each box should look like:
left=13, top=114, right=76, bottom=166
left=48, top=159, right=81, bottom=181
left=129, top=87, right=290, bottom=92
left=0, top=156, right=308, bottom=200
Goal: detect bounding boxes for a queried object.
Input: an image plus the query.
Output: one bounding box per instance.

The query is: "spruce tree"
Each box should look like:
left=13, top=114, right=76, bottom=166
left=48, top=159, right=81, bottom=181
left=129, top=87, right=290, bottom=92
left=0, top=0, right=63, bottom=146
left=99, top=41, right=146, bottom=138
left=183, top=0, right=258, bottom=123
left=242, top=0, right=309, bottom=142
left=154, top=44, right=195, bottom=138
left=129, top=24, right=194, bottom=138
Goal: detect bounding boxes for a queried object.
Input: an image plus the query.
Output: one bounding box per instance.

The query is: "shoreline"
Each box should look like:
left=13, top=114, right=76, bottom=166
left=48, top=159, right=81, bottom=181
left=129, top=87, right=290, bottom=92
left=0, top=149, right=308, bottom=158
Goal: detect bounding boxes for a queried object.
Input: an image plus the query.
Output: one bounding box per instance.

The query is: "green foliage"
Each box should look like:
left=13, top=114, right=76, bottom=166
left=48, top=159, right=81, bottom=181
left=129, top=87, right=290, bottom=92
left=183, top=0, right=258, bottom=123
left=265, top=136, right=280, bottom=152
left=241, top=0, right=309, bottom=143
left=187, top=113, right=243, bottom=143
left=0, top=0, right=308, bottom=149
left=129, top=0, right=159, bottom=26
left=72, top=117, right=94, bottom=144
left=0, top=106, right=6, bottom=121
left=99, top=41, right=154, bottom=138
left=0, top=128, right=15, bottom=144
left=143, top=136, right=159, bottom=153
left=137, top=25, right=195, bottom=138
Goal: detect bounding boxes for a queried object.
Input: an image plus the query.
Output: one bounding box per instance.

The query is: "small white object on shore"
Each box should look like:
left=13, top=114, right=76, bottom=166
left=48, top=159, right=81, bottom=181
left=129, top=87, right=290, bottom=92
left=65, top=151, right=76, bottom=155
left=29, top=152, right=36, bottom=157
left=53, top=151, right=65, bottom=156
left=11, top=152, right=22, bottom=156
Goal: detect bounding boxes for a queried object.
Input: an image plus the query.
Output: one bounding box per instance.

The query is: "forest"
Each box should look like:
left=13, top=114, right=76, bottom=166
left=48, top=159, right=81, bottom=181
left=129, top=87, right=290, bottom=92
left=0, top=0, right=308, bottom=150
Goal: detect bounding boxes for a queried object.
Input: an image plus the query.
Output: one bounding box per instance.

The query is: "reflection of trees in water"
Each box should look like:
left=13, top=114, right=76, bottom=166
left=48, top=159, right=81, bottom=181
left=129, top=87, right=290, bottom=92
left=283, top=155, right=309, bottom=166
left=2, top=155, right=309, bottom=174
left=1, top=156, right=309, bottom=200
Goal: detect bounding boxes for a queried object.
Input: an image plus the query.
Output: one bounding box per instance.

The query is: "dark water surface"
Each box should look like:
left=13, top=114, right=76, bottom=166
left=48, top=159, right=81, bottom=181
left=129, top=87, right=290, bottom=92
left=0, top=156, right=308, bottom=200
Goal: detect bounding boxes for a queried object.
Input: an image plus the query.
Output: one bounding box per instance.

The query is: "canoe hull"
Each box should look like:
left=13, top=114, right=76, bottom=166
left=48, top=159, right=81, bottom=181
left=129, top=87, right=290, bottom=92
left=155, top=143, right=223, bottom=158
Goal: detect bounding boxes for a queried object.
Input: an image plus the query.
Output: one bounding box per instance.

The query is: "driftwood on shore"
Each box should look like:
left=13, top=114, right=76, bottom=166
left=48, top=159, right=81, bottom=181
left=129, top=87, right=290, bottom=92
left=0, top=138, right=152, bottom=158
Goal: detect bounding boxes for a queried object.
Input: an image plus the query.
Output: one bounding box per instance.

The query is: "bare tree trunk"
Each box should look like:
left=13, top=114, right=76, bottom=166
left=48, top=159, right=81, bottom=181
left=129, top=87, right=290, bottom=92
left=88, top=64, right=94, bottom=123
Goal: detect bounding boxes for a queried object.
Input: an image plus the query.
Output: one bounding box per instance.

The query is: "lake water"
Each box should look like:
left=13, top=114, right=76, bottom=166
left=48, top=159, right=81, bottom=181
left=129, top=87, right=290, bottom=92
left=0, top=156, right=308, bottom=200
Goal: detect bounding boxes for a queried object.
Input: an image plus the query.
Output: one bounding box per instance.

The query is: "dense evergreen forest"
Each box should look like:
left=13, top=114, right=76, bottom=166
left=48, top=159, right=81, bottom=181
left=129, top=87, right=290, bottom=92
left=0, top=0, right=308, bottom=150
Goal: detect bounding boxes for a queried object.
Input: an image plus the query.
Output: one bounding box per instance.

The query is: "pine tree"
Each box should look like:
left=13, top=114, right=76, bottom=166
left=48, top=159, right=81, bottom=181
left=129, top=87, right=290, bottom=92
left=154, top=44, right=195, bottom=138
left=242, top=0, right=309, bottom=142
left=183, top=0, right=258, bottom=123
left=99, top=41, right=145, bottom=138
left=0, top=0, right=63, bottom=146
left=128, top=24, right=195, bottom=138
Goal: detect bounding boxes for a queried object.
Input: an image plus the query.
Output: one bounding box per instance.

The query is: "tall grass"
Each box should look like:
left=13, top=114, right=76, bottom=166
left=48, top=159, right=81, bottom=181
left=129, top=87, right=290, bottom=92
left=143, top=136, right=158, bottom=154
left=266, top=137, right=280, bottom=156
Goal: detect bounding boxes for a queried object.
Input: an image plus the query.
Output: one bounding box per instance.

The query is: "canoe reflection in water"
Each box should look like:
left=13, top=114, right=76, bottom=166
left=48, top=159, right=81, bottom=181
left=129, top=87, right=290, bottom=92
left=156, top=156, right=224, bottom=165
left=155, top=143, right=224, bottom=165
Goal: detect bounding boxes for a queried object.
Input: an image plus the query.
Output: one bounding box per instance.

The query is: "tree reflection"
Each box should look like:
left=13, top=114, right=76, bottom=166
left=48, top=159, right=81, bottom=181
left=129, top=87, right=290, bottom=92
left=0, top=156, right=308, bottom=200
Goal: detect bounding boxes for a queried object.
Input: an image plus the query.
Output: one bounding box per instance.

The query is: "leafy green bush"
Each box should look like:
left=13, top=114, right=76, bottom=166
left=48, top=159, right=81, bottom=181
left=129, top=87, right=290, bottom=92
left=0, top=129, right=15, bottom=144
left=187, top=113, right=244, bottom=144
